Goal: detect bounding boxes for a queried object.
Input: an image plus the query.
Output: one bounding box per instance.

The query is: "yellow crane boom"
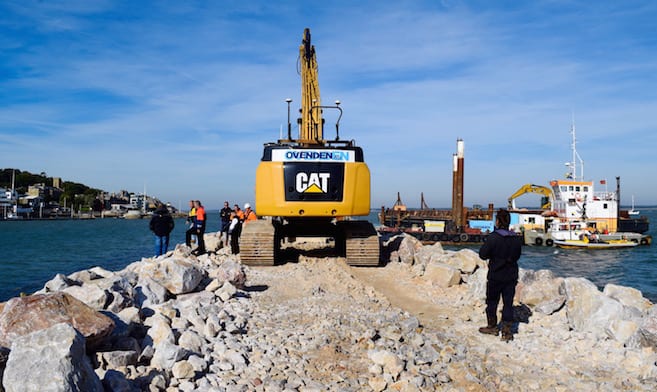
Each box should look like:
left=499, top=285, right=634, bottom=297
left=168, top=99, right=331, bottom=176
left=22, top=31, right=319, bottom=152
left=299, top=28, right=323, bottom=145
left=508, top=184, right=552, bottom=210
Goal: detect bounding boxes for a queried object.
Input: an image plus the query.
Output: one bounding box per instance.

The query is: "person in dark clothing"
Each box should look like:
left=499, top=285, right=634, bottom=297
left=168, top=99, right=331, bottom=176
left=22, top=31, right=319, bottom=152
left=149, top=204, right=175, bottom=256
left=185, top=200, right=197, bottom=248
left=228, top=212, right=241, bottom=254
left=219, top=201, right=232, bottom=246
left=478, top=208, right=522, bottom=342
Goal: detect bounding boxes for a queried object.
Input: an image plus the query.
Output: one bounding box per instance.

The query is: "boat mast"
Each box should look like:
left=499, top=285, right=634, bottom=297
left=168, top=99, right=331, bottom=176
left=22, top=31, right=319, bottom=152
left=568, top=116, right=584, bottom=181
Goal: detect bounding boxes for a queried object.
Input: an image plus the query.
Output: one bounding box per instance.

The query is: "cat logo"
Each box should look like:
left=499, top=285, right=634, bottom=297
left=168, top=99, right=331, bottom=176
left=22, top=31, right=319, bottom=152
left=296, top=172, right=330, bottom=193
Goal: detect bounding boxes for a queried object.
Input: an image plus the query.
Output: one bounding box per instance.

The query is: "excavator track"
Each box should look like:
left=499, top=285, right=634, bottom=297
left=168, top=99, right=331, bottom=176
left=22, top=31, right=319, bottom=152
left=338, top=221, right=380, bottom=266
left=240, top=220, right=276, bottom=266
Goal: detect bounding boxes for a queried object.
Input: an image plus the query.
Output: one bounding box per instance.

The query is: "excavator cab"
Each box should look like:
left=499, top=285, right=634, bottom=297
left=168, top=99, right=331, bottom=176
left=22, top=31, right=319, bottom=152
left=241, top=28, right=380, bottom=266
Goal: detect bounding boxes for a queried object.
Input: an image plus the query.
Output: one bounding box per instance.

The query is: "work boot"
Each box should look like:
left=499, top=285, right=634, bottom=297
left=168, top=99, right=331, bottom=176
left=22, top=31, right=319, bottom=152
left=501, top=322, right=514, bottom=342
left=478, top=315, right=499, bottom=335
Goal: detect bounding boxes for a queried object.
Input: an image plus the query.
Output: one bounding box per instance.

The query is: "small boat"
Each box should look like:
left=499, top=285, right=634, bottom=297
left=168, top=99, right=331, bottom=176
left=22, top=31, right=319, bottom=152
left=553, top=237, right=638, bottom=250
left=122, top=210, right=144, bottom=219
left=628, top=195, right=640, bottom=216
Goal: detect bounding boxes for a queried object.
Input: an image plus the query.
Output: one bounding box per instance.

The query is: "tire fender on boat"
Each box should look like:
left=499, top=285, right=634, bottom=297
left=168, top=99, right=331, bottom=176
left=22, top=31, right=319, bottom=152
left=640, top=238, right=648, bottom=245
left=535, top=237, right=544, bottom=246
left=545, top=238, right=554, bottom=247
left=459, top=233, right=469, bottom=242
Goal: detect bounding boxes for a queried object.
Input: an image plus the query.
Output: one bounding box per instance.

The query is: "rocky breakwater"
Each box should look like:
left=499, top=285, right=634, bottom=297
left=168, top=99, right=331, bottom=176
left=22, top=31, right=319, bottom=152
left=0, top=232, right=654, bottom=391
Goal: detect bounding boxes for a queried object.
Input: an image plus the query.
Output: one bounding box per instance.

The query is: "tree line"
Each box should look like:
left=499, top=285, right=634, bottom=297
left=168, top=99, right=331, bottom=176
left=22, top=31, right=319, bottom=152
left=0, top=168, right=103, bottom=211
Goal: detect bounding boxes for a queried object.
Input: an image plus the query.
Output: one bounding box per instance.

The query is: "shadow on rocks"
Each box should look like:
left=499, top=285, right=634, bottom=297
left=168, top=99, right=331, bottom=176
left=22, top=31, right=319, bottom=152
left=243, top=285, right=269, bottom=293
left=379, top=234, right=405, bottom=267
left=505, top=304, right=533, bottom=334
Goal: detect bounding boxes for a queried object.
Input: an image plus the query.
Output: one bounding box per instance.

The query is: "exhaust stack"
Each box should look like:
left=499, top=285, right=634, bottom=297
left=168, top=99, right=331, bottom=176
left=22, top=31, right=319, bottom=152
left=452, top=139, right=465, bottom=230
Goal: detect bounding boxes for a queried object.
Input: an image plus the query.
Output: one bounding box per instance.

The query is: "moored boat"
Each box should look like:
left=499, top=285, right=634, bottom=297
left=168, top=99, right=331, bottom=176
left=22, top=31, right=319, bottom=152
left=553, top=238, right=638, bottom=250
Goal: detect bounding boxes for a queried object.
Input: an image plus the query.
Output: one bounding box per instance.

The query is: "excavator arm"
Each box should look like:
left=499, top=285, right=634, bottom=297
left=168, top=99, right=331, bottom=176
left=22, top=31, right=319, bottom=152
left=299, top=28, right=323, bottom=144
left=508, top=184, right=552, bottom=210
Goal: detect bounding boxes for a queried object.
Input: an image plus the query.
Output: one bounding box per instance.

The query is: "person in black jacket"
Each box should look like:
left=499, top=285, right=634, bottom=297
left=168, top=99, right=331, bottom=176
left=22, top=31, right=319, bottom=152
left=219, top=201, right=232, bottom=247
left=150, top=203, right=175, bottom=256
left=478, top=208, right=522, bottom=341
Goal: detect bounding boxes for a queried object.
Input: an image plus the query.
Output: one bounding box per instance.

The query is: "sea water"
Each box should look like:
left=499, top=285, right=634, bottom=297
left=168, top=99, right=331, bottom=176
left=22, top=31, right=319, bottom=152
left=1, top=209, right=656, bottom=302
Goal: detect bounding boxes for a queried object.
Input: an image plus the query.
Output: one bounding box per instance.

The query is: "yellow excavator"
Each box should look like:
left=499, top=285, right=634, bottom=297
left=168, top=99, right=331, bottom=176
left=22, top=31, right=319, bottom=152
left=240, top=28, right=380, bottom=266
left=507, top=184, right=552, bottom=210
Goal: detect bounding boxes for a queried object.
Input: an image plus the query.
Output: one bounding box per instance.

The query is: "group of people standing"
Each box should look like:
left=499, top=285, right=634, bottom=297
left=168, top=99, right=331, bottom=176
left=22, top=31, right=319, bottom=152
left=149, top=199, right=256, bottom=257
left=219, top=201, right=257, bottom=254
left=185, top=200, right=207, bottom=256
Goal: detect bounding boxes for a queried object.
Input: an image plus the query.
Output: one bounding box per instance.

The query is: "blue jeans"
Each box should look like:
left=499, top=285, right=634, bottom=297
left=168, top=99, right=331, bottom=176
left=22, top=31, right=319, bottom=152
left=154, top=235, right=170, bottom=256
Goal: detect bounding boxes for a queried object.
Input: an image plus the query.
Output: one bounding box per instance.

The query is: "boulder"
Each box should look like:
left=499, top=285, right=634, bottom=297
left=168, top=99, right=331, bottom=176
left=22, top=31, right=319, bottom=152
left=466, top=267, right=488, bottom=302
left=630, top=305, right=657, bottom=348
left=563, top=277, right=624, bottom=339
left=149, top=258, right=204, bottom=295
left=63, top=284, right=109, bottom=310
left=516, top=270, right=566, bottom=315
left=42, top=273, right=80, bottom=292
left=0, top=292, right=115, bottom=350
left=2, top=323, right=103, bottom=392
left=603, top=284, right=652, bottom=313
left=396, top=235, right=423, bottom=265
left=204, top=232, right=222, bottom=253
left=413, top=242, right=445, bottom=266
left=443, top=249, right=479, bottom=274
left=424, top=263, right=461, bottom=288
left=606, top=319, right=639, bottom=346
left=210, top=260, right=246, bottom=289
left=134, top=276, right=169, bottom=308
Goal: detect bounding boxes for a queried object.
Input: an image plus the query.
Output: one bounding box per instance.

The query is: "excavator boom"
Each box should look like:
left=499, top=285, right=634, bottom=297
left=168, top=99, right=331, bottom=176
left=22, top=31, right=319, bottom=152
left=508, top=183, right=553, bottom=210
left=299, top=28, right=323, bottom=144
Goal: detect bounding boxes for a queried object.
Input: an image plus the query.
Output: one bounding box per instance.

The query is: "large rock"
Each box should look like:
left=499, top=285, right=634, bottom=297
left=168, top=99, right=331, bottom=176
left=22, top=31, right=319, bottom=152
left=396, top=235, right=423, bottom=265
left=629, top=305, right=657, bottom=348
left=465, top=267, right=488, bottom=302
left=63, top=284, right=109, bottom=310
left=209, top=260, right=246, bottom=289
left=443, top=249, right=479, bottom=274
left=413, top=242, right=445, bottom=266
left=603, top=284, right=652, bottom=313
left=147, top=258, right=204, bottom=295
left=134, top=276, right=169, bottom=308
left=563, top=277, right=624, bottom=339
left=516, top=270, right=566, bottom=315
left=0, top=292, right=114, bottom=350
left=424, top=263, right=461, bottom=288
left=2, top=323, right=103, bottom=392
left=42, top=273, right=80, bottom=292
left=203, top=232, right=222, bottom=253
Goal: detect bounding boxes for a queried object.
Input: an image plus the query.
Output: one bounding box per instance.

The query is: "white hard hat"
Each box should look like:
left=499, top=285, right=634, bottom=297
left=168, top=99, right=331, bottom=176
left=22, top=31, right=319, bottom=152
left=244, top=203, right=251, bottom=209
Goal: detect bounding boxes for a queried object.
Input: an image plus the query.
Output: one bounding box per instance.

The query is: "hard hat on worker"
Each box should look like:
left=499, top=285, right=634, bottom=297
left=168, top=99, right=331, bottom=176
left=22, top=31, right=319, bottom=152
left=244, top=203, right=251, bottom=209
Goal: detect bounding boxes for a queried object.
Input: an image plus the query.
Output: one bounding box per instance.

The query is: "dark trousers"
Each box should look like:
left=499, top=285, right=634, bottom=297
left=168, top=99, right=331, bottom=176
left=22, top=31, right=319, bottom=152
left=185, top=227, right=196, bottom=247
left=485, top=279, right=517, bottom=322
left=230, top=232, right=239, bottom=254
left=195, top=227, right=206, bottom=253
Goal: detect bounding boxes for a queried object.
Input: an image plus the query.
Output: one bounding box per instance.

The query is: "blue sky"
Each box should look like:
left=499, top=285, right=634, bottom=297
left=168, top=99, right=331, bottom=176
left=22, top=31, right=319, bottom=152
left=2, top=0, right=656, bottom=210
